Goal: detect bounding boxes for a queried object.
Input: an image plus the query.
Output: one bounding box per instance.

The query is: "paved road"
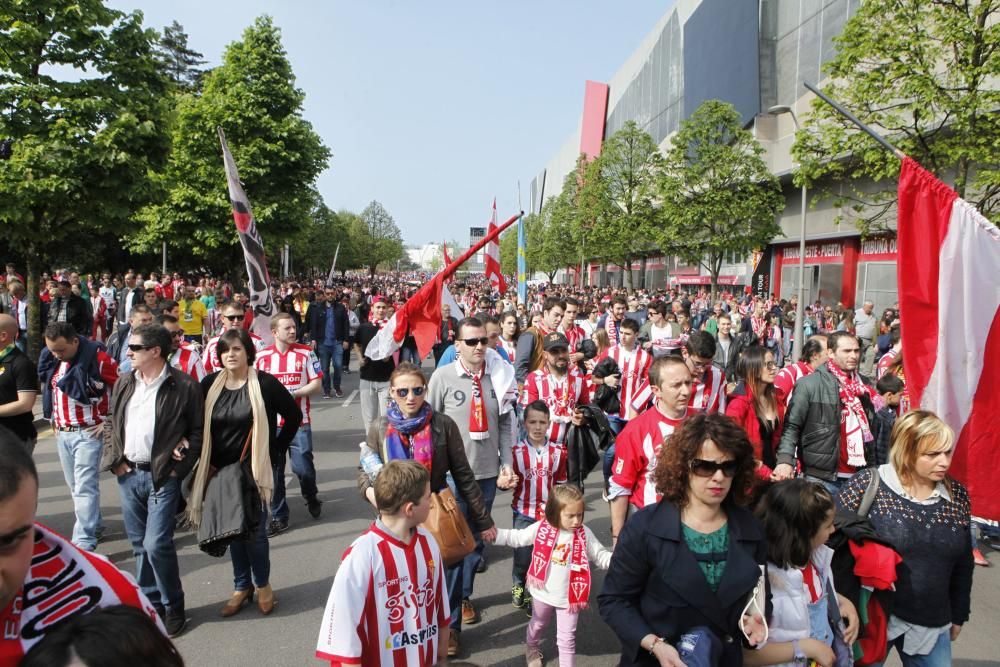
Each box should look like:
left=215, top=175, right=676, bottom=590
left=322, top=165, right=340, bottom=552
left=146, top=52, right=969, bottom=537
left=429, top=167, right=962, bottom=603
left=31, top=362, right=1000, bottom=666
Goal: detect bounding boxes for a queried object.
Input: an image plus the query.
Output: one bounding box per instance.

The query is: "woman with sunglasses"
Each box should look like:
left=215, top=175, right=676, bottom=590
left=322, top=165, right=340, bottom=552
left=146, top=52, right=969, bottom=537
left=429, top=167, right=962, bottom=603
left=188, top=327, right=301, bottom=618
left=726, top=346, right=785, bottom=485
left=600, top=413, right=767, bottom=667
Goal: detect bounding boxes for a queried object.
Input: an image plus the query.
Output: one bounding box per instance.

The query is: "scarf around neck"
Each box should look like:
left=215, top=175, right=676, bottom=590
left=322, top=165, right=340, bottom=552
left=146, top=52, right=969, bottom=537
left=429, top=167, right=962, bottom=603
left=385, top=402, right=434, bottom=472
left=826, top=360, right=873, bottom=467
left=459, top=359, right=490, bottom=440
left=528, top=520, right=591, bottom=613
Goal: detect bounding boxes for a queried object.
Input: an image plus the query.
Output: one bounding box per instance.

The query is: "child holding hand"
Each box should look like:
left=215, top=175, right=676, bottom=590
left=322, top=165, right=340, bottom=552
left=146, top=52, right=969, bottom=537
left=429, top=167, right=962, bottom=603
left=487, top=484, right=612, bottom=667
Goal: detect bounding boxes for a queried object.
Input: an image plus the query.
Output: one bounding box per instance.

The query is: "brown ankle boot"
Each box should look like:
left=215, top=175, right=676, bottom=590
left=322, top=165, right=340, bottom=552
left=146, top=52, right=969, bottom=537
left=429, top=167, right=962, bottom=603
left=256, top=584, right=276, bottom=615
left=220, top=589, right=253, bottom=617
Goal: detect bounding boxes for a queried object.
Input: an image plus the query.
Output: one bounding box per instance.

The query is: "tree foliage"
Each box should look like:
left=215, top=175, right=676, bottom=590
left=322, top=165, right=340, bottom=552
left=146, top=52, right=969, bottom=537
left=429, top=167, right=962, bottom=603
left=129, top=15, right=330, bottom=271
left=793, top=0, right=1000, bottom=232
left=659, top=100, right=784, bottom=298
left=577, top=122, right=663, bottom=288
left=157, top=20, right=206, bottom=91
left=289, top=200, right=361, bottom=278
left=0, top=0, right=172, bottom=356
left=356, top=200, right=405, bottom=276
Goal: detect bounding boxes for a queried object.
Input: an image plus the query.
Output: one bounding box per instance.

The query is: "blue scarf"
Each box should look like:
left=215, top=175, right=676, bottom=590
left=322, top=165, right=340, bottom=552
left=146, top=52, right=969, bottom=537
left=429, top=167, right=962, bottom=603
left=385, top=402, right=434, bottom=472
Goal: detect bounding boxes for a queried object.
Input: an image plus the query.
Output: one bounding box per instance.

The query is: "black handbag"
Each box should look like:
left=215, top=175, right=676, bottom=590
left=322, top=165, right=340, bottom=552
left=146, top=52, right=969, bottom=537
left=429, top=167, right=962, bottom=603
left=197, top=429, right=262, bottom=557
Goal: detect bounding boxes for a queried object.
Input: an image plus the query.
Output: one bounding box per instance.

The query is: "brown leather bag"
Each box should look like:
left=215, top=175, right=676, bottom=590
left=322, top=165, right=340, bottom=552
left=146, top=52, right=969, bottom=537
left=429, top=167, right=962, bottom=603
left=422, top=487, right=476, bottom=567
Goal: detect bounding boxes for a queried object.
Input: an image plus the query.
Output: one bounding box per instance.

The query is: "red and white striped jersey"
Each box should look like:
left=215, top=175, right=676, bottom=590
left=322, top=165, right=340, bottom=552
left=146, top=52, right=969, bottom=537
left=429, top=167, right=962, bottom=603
left=203, top=331, right=266, bottom=373
left=50, top=352, right=118, bottom=428
left=560, top=324, right=586, bottom=356
left=316, top=523, right=449, bottom=667
left=255, top=344, right=322, bottom=425
left=169, top=344, right=206, bottom=382
left=774, top=361, right=813, bottom=406
left=520, top=368, right=591, bottom=444
left=876, top=348, right=899, bottom=381
left=499, top=336, right=516, bottom=363
left=630, top=365, right=725, bottom=416
left=510, top=439, right=567, bottom=520
left=609, top=406, right=687, bottom=509
left=596, top=345, right=651, bottom=419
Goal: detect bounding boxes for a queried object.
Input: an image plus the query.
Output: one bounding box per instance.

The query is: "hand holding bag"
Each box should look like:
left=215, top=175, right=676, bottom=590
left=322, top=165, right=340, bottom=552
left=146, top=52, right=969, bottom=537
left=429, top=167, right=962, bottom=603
left=197, top=429, right=259, bottom=557
left=422, top=487, right=475, bottom=567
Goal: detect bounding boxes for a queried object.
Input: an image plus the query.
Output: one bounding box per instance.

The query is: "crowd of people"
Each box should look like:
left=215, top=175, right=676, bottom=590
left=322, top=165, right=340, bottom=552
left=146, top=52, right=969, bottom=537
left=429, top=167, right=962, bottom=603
left=0, top=262, right=986, bottom=667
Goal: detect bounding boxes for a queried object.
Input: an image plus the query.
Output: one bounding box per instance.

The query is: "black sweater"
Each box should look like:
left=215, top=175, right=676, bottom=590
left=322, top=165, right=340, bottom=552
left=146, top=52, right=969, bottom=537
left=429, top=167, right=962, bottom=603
left=837, top=467, right=974, bottom=627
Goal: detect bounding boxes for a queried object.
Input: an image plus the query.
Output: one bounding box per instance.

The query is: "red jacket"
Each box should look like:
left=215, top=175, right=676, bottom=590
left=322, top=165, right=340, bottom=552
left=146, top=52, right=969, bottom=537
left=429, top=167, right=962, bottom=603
left=725, top=382, right=785, bottom=479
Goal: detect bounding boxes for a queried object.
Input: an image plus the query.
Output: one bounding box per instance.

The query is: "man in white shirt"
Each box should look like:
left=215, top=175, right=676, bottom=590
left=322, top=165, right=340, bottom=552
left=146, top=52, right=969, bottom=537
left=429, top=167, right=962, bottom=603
left=854, top=300, right=878, bottom=375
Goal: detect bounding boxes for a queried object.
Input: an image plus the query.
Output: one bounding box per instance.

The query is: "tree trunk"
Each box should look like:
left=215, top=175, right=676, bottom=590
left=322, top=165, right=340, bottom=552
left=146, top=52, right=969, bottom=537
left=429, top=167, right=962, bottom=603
left=25, top=250, right=42, bottom=362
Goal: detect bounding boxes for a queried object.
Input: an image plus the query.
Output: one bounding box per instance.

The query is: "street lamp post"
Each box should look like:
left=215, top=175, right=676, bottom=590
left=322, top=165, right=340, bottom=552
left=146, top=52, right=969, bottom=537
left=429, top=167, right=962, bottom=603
left=768, top=105, right=808, bottom=363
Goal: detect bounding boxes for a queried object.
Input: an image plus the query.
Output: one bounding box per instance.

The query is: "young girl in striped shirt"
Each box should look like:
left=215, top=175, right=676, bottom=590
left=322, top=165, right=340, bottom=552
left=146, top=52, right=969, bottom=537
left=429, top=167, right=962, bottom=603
left=487, top=483, right=612, bottom=667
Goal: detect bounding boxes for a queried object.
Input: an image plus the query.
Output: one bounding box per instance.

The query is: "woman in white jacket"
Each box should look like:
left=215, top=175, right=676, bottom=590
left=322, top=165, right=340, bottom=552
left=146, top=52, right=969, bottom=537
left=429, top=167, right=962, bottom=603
left=745, top=479, right=860, bottom=667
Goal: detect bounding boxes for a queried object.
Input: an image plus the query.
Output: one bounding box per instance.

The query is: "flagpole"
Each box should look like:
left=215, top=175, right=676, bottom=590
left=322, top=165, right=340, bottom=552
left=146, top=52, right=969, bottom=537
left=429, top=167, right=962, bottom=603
left=444, top=212, right=521, bottom=282
left=803, top=82, right=907, bottom=159
left=326, top=243, right=340, bottom=286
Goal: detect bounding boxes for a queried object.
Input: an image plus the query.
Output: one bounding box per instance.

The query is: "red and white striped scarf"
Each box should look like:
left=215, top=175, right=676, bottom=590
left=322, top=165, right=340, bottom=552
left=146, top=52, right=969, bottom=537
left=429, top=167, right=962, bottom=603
left=527, top=521, right=591, bottom=613
left=826, top=360, right=873, bottom=466
left=459, top=359, right=490, bottom=440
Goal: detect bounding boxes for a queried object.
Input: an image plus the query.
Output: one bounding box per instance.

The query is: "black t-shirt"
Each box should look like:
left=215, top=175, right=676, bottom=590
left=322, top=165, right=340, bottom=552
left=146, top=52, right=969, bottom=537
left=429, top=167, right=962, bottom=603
left=356, top=322, right=395, bottom=382
left=209, top=385, right=252, bottom=468
left=0, top=348, right=38, bottom=441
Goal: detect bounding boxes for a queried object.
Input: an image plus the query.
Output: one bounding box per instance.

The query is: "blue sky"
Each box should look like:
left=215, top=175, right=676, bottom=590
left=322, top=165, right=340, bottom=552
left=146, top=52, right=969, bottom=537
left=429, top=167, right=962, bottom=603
left=108, top=0, right=671, bottom=245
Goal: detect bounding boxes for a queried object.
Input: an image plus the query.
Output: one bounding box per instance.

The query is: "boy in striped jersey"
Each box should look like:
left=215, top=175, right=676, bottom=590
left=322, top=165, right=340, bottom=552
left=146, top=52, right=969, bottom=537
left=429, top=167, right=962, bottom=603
left=316, top=460, right=449, bottom=667
left=509, top=401, right=568, bottom=613
left=593, top=318, right=651, bottom=420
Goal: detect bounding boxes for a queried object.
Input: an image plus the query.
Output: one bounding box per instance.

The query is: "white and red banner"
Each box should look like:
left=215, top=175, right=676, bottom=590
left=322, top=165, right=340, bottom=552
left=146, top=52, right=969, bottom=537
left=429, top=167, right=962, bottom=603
left=219, top=128, right=278, bottom=346
left=484, top=199, right=507, bottom=295
left=897, top=157, right=1000, bottom=520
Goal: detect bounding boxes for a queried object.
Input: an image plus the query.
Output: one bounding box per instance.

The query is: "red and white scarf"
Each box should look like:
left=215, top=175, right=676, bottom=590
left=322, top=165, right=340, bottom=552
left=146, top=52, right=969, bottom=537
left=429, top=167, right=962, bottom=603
left=751, top=314, right=770, bottom=342
left=527, top=521, right=591, bottom=613
left=826, top=360, right=873, bottom=466
left=459, top=359, right=490, bottom=440
left=606, top=316, right=621, bottom=346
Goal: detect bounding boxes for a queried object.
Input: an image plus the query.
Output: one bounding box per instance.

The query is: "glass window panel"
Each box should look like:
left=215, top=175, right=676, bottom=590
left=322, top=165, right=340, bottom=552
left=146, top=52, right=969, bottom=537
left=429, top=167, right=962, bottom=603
left=777, top=0, right=802, bottom=39
left=817, top=264, right=843, bottom=305
left=798, top=14, right=822, bottom=89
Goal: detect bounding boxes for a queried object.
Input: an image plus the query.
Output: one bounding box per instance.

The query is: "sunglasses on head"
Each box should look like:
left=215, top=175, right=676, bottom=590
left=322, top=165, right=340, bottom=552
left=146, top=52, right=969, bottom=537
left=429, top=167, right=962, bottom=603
left=461, top=337, right=489, bottom=347
left=224, top=314, right=245, bottom=321
left=690, top=458, right=739, bottom=478
left=393, top=387, right=425, bottom=398
left=127, top=344, right=152, bottom=352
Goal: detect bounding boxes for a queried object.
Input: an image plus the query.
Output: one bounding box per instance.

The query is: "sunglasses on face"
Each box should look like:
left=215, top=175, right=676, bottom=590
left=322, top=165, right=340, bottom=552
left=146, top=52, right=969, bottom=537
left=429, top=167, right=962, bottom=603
left=224, top=314, right=245, bottom=321
left=393, top=387, right=425, bottom=398
left=127, top=344, right=152, bottom=352
left=461, top=337, right=489, bottom=347
left=690, top=458, right=739, bottom=478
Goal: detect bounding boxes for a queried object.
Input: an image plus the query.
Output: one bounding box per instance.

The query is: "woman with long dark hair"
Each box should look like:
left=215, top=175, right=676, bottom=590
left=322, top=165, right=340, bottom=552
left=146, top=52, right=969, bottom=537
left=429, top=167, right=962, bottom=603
left=727, top=346, right=784, bottom=483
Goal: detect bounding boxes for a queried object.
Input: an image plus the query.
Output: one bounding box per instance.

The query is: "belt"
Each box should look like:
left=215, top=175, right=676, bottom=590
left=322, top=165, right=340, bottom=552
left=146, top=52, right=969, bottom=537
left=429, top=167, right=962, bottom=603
left=125, top=458, right=152, bottom=472
left=54, top=424, right=93, bottom=432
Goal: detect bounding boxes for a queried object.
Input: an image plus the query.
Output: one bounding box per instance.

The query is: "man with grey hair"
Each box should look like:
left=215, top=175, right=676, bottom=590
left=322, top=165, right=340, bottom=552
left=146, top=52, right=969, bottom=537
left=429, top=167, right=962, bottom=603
left=854, top=300, right=878, bottom=375
left=108, top=323, right=203, bottom=637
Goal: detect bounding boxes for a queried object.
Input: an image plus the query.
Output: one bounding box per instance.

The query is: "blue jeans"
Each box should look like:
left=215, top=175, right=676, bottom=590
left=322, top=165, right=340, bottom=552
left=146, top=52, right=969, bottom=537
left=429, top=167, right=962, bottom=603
left=875, top=630, right=951, bottom=667
left=56, top=429, right=103, bottom=550
left=271, top=425, right=318, bottom=523
left=398, top=344, right=419, bottom=364
left=230, top=502, right=270, bottom=591
left=805, top=475, right=846, bottom=497
left=318, top=342, right=343, bottom=394
left=445, top=475, right=497, bottom=631
left=117, top=470, right=184, bottom=609
left=512, top=511, right=537, bottom=588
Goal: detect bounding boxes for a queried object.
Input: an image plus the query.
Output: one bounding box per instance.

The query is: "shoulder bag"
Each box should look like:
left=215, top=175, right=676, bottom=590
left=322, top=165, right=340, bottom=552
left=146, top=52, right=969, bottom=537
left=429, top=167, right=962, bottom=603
left=423, top=487, right=476, bottom=567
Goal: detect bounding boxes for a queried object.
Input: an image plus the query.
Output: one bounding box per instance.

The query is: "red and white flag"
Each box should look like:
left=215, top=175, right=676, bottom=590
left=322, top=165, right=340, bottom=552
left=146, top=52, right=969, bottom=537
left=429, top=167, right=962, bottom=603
left=485, top=198, right=507, bottom=295
left=897, top=157, right=1000, bottom=520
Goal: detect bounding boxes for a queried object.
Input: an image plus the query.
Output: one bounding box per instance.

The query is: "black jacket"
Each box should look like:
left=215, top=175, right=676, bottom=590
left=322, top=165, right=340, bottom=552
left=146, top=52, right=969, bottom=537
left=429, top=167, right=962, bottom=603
left=599, top=500, right=767, bottom=667
left=776, top=365, right=878, bottom=481
left=200, top=371, right=302, bottom=465
left=46, top=294, right=91, bottom=337
left=116, top=286, right=145, bottom=324
left=308, top=301, right=349, bottom=345
left=564, top=405, right=610, bottom=490
left=110, top=365, right=205, bottom=490
left=357, top=411, right=494, bottom=532
left=712, top=332, right=745, bottom=383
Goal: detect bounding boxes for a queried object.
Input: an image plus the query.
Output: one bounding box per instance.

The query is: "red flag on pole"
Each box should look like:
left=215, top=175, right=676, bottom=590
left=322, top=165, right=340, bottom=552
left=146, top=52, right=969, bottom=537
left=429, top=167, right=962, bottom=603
left=366, top=213, right=520, bottom=361
left=484, top=199, right=507, bottom=295
left=442, top=241, right=453, bottom=284
left=897, top=157, right=1000, bottom=520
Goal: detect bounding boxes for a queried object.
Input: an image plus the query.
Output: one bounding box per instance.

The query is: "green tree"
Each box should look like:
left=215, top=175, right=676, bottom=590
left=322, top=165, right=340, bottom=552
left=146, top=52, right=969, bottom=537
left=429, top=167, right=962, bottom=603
left=356, top=200, right=405, bottom=276
left=794, top=0, right=1000, bottom=232
left=157, top=20, right=206, bottom=91
left=130, top=15, right=330, bottom=271
left=659, top=100, right=784, bottom=298
left=577, top=122, right=663, bottom=289
left=529, top=200, right=577, bottom=284
left=0, top=0, right=171, bottom=356
left=290, top=200, right=359, bottom=278
left=499, top=226, right=518, bottom=276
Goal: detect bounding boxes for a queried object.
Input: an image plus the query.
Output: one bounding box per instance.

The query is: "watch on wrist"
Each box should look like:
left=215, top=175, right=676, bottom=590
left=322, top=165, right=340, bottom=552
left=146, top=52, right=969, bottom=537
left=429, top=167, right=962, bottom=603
left=792, top=639, right=807, bottom=665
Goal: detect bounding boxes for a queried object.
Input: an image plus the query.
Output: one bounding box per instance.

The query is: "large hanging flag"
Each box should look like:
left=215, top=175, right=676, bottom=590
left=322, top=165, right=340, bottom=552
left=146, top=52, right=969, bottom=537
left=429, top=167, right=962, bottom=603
left=484, top=198, right=507, bottom=295
left=219, top=128, right=278, bottom=345
left=517, top=213, right=527, bottom=304
left=897, top=157, right=1000, bottom=520
left=366, top=213, right=520, bottom=362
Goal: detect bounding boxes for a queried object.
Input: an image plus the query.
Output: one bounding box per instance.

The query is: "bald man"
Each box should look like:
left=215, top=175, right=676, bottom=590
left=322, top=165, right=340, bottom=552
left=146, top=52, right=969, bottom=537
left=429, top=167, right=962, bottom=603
left=0, top=314, right=38, bottom=452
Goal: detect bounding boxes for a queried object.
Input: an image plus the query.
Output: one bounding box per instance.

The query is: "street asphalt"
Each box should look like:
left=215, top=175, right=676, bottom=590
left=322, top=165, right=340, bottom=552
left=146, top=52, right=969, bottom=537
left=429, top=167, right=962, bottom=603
left=30, top=358, right=1000, bottom=667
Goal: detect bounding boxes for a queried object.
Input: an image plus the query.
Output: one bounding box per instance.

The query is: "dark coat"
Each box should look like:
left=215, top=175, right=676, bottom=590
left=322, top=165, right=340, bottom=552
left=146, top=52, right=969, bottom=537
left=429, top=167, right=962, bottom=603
left=358, top=411, right=495, bottom=532
left=116, top=286, right=145, bottom=324
left=109, top=365, right=205, bottom=489
left=308, top=300, right=349, bottom=345
left=38, top=336, right=109, bottom=419
left=47, top=294, right=91, bottom=337
left=564, top=404, right=610, bottom=491
left=712, top=332, right=745, bottom=383
left=599, top=500, right=768, bottom=667
left=776, top=365, right=877, bottom=481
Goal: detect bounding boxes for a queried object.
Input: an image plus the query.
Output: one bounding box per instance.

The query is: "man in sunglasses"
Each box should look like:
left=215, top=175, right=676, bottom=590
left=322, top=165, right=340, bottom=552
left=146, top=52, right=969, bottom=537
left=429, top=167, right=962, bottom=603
left=608, top=355, right=692, bottom=547
left=107, top=323, right=203, bottom=637
left=427, top=316, right=516, bottom=640
left=520, top=332, right=590, bottom=445
left=157, top=314, right=206, bottom=381
left=107, top=305, right=154, bottom=376
left=202, top=301, right=265, bottom=373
